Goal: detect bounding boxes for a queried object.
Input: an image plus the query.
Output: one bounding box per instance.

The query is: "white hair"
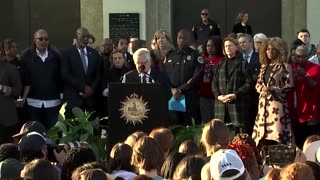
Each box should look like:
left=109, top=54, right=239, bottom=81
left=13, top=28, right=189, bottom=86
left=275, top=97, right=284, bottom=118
left=133, top=48, right=151, bottom=63
left=253, top=33, right=267, bottom=41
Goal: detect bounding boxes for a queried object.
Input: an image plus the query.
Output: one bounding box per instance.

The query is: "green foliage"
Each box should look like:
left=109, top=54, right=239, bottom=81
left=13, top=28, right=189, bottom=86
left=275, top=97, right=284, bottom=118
left=47, top=103, right=107, bottom=160
left=170, top=123, right=204, bottom=152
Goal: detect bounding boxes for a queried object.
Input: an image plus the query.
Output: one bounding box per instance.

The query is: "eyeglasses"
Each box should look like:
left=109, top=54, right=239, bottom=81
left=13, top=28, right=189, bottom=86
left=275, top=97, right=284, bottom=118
left=36, top=37, right=49, bottom=41
left=201, top=13, right=208, bottom=16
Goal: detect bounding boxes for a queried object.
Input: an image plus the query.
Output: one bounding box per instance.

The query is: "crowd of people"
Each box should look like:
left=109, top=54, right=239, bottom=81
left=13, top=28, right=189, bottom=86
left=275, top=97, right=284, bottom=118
left=1, top=7, right=320, bottom=180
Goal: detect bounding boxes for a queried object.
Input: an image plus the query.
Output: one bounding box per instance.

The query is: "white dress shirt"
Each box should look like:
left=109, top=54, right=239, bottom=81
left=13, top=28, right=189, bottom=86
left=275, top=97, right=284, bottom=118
left=243, top=50, right=254, bottom=63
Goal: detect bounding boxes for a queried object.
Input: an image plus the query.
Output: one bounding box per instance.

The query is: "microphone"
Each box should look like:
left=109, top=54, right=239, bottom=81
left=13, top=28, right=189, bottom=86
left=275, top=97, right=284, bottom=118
left=138, top=65, right=154, bottom=83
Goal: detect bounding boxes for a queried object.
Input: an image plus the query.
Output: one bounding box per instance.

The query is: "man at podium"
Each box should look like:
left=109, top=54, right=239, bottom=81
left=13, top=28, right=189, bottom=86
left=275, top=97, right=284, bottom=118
left=122, top=48, right=171, bottom=99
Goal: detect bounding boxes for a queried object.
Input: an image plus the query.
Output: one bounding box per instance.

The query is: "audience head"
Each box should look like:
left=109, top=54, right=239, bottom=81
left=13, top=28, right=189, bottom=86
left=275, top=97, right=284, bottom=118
left=124, top=131, right=146, bottom=148
left=133, top=48, right=152, bottom=73
left=87, top=34, right=96, bottom=48
left=160, top=151, right=186, bottom=179
left=233, top=133, right=262, bottom=165
left=61, top=146, right=96, bottom=180
left=297, top=28, right=311, bottom=45
left=133, top=174, right=153, bottom=180
left=71, top=162, right=108, bottom=180
left=259, top=37, right=287, bottom=64
left=293, top=45, right=309, bottom=66
left=302, top=137, right=320, bottom=162
left=149, top=127, right=173, bottom=158
left=222, top=37, right=239, bottom=58
left=153, top=29, right=173, bottom=53
left=177, top=29, right=192, bottom=50
left=76, top=169, right=108, bottom=180
left=172, top=155, right=206, bottom=180
left=305, top=161, right=320, bottom=180
left=110, top=51, right=126, bottom=69
left=201, top=119, right=230, bottom=156
left=253, top=33, right=268, bottom=51
left=303, top=135, right=320, bottom=153
left=100, top=38, right=114, bottom=55
left=21, top=159, right=58, bottom=180
left=131, top=136, right=163, bottom=172
left=202, top=36, right=223, bottom=57
left=33, top=29, right=49, bottom=52
left=178, top=140, right=200, bottom=156
left=18, top=132, right=47, bottom=162
left=109, top=143, right=134, bottom=172
left=0, top=158, right=23, bottom=179
left=13, top=121, right=46, bottom=140
left=76, top=27, right=90, bottom=48
left=238, top=33, right=253, bottom=53
left=2, top=38, right=18, bottom=58
left=236, top=11, right=249, bottom=24
left=116, top=37, right=129, bottom=53
left=0, top=143, right=20, bottom=161
left=265, top=168, right=281, bottom=180
left=280, top=162, right=315, bottom=180
left=228, top=140, right=260, bottom=180
left=210, top=149, right=247, bottom=180
left=200, top=9, right=209, bottom=22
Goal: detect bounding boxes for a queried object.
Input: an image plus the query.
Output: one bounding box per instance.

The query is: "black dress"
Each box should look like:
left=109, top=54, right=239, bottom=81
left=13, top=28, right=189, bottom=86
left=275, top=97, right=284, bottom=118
left=232, top=23, right=253, bottom=35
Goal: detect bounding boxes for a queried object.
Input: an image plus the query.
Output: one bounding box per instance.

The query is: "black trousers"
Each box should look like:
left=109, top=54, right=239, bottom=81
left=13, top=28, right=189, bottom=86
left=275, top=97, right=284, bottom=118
left=0, top=124, right=17, bottom=144
left=28, top=105, right=60, bottom=130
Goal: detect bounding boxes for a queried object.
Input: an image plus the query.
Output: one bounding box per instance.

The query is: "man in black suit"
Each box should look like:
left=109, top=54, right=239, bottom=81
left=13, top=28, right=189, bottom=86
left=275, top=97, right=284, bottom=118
left=238, top=33, right=260, bottom=135
left=61, top=27, right=101, bottom=119
left=122, top=48, right=171, bottom=99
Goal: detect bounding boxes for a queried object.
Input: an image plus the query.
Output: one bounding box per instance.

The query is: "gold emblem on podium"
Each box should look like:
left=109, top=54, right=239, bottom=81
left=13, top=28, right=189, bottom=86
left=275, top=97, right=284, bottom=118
left=119, top=93, right=150, bottom=126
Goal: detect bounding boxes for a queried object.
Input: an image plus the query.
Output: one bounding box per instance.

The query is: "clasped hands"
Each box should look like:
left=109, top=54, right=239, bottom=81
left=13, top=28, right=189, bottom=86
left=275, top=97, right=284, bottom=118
left=171, top=88, right=182, bottom=101
left=217, top=94, right=236, bottom=103
left=261, top=86, right=274, bottom=98
left=80, top=85, right=93, bottom=97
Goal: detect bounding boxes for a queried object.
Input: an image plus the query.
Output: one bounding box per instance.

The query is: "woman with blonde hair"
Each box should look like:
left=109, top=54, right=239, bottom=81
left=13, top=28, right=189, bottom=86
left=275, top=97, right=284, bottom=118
left=151, top=29, right=174, bottom=69
left=252, top=37, right=294, bottom=146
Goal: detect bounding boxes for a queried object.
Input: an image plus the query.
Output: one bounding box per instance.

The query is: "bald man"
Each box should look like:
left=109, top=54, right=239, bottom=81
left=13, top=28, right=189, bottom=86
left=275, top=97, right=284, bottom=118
left=61, top=27, right=102, bottom=119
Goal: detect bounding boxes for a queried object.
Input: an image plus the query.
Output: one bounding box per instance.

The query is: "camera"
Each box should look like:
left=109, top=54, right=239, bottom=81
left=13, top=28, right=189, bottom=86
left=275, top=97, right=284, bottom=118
left=262, top=145, right=296, bottom=167
left=47, top=140, right=80, bottom=162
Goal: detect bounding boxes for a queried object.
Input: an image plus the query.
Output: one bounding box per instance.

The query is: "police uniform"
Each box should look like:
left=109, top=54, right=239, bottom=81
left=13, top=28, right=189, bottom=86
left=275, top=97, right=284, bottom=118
left=162, top=48, right=203, bottom=125
left=192, top=19, right=221, bottom=45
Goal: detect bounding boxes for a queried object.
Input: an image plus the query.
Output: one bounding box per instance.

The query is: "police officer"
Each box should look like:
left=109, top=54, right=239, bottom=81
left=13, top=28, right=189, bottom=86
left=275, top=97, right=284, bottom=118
left=162, top=29, right=203, bottom=125
left=192, top=9, right=221, bottom=46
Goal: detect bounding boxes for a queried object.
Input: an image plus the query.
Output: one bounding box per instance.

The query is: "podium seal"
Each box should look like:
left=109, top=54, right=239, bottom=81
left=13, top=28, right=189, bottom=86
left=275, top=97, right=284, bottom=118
left=119, top=93, right=150, bottom=126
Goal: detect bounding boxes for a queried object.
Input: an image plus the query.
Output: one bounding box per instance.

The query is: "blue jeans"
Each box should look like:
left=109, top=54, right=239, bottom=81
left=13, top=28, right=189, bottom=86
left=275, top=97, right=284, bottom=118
left=27, top=105, right=60, bottom=130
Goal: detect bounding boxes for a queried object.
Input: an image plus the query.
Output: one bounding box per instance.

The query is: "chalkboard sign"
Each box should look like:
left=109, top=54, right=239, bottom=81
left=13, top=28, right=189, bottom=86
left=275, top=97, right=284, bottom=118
left=109, top=13, right=140, bottom=41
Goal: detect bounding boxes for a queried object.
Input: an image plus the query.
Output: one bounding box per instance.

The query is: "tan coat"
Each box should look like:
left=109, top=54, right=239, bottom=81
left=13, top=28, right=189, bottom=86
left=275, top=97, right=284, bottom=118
left=252, top=62, right=294, bottom=145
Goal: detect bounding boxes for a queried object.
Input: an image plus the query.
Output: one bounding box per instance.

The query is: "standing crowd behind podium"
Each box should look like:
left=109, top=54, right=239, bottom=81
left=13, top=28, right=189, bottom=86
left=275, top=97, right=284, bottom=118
left=0, top=8, right=320, bottom=180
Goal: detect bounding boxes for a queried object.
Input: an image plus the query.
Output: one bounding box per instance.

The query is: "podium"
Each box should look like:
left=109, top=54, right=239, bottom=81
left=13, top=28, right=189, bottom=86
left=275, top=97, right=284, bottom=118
left=107, top=82, right=168, bottom=150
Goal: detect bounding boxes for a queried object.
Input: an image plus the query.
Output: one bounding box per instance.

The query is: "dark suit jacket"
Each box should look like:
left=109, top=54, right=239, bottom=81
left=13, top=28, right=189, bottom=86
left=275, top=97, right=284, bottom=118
left=248, top=51, right=260, bottom=78
left=61, top=46, right=101, bottom=109
left=122, top=68, right=171, bottom=100
left=0, top=60, right=22, bottom=127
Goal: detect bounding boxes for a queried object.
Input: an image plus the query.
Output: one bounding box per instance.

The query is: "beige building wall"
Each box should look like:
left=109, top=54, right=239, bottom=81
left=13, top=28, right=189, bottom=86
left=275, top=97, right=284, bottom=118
left=282, top=0, right=307, bottom=44
left=80, top=0, right=104, bottom=48
left=307, top=0, right=320, bottom=45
